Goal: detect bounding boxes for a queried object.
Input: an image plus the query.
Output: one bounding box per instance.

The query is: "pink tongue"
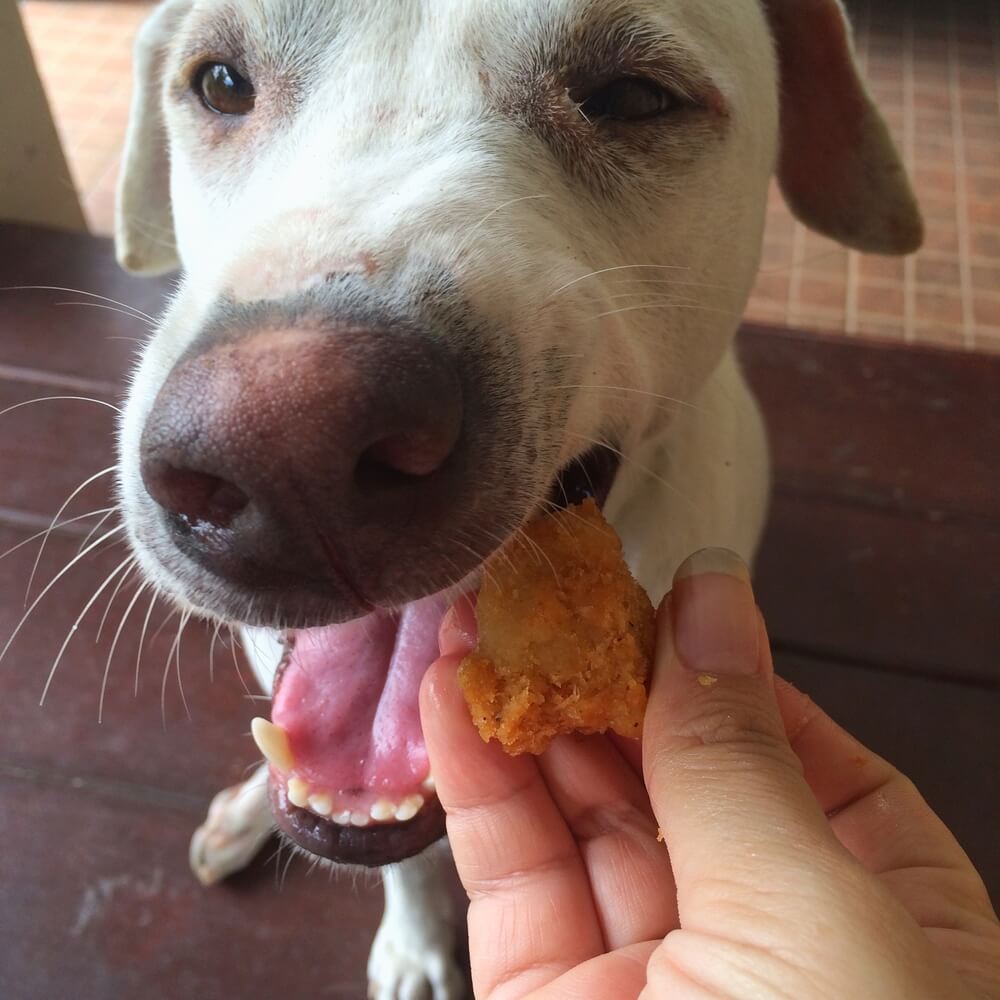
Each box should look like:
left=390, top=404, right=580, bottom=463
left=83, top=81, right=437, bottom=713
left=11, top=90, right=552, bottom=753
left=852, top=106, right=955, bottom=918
left=271, top=591, right=450, bottom=804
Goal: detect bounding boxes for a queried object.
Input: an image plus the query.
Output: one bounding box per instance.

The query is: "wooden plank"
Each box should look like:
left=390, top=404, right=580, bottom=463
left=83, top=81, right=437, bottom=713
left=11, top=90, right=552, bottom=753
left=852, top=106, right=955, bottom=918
left=0, top=378, right=119, bottom=519
left=0, top=223, right=166, bottom=385
left=0, top=525, right=260, bottom=801
left=0, top=777, right=393, bottom=1000
left=740, top=323, right=1000, bottom=524
left=756, top=493, right=1000, bottom=683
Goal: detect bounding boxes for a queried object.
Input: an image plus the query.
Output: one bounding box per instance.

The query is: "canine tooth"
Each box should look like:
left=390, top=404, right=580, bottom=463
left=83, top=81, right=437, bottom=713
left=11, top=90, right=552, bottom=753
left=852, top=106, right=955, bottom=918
left=395, top=794, right=424, bottom=822
left=332, top=811, right=352, bottom=825
left=421, top=774, right=436, bottom=793
left=250, top=717, right=294, bottom=774
left=287, top=777, right=310, bottom=808
left=350, top=812, right=371, bottom=827
left=308, top=793, right=333, bottom=816
left=370, top=798, right=396, bottom=822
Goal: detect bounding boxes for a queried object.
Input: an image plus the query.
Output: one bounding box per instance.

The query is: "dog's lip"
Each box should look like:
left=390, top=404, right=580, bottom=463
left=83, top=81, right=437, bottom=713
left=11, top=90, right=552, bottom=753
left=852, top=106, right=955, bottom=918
left=263, top=443, right=622, bottom=866
left=269, top=780, right=447, bottom=867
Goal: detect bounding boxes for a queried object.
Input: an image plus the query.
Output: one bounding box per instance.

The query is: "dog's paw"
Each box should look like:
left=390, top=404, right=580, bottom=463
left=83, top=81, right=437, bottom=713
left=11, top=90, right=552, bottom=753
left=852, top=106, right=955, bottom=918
left=366, top=916, right=465, bottom=1000
left=189, top=763, right=273, bottom=885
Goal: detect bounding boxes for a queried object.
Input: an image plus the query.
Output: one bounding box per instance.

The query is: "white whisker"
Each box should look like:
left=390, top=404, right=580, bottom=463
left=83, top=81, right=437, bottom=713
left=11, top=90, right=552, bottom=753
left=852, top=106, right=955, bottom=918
left=456, top=195, right=552, bottom=255
left=589, top=300, right=741, bottom=321
left=134, top=589, right=160, bottom=696
left=39, top=554, right=135, bottom=707
left=95, top=559, right=137, bottom=643
left=546, top=264, right=689, bottom=302
left=0, top=525, right=125, bottom=668
left=0, top=507, right=114, bottom=562
left=1, top=285, right=156, bottom=323
left=24, top=465, right=116, bottom=603
left=566, top=431, right=699, bottom=515
left=75, top=508, right=119, bottom=558
left=162, top=608, right=193, bottom=724
left=550, top=383, right=704, bottom=414
left=228, top=625, right=253, bottom=697
left=55, top=300, right=156, bottom=328
left=100, top=581, right=149, bottom=724
left=0, top=396, right=121, bottom=420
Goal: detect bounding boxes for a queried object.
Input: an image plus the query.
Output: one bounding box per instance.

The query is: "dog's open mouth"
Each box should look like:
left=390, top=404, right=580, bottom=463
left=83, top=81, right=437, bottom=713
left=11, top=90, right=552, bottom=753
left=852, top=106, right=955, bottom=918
left=254, top=445, right=621, bottom=867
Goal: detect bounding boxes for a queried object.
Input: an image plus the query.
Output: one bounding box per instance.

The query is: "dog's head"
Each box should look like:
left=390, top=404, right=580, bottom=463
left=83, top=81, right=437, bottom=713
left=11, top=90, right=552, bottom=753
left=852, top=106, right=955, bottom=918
left=116, top=0, right=920, bottom=866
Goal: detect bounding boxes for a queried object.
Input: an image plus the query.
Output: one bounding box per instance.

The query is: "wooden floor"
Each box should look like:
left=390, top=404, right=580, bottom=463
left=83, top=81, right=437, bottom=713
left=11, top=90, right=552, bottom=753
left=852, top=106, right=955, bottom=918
left=0, top=224, right=997, bottom=1000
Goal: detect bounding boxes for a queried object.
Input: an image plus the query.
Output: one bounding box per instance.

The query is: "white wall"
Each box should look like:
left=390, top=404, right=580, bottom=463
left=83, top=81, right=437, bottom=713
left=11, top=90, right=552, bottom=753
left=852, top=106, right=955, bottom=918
left=0, top=0, right=86, bottom=230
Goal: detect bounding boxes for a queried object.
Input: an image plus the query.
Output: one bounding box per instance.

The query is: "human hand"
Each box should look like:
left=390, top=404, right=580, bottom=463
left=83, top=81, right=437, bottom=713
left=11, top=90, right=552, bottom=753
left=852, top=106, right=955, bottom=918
left=419, top=549, right=1000, bottom=999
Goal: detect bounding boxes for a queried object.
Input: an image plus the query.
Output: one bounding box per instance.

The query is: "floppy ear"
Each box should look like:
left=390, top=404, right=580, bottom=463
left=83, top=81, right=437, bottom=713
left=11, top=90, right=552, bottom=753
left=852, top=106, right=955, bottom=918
left=763, top=0, right=923, bottom=255
left=115, top=0, right=191, bottom=275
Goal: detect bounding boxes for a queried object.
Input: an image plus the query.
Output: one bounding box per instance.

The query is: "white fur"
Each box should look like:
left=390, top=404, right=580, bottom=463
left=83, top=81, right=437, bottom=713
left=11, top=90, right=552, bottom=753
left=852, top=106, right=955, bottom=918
left=113, top=1, right=917, bottom=996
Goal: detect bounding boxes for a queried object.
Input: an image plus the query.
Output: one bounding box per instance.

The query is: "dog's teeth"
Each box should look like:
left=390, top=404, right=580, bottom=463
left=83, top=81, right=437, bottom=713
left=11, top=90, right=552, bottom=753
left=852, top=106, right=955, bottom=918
left=287, top=777, right=310, bottom=808
left=308, top=793, right=333, bottom=816
left=250, top=717, right=294, bottom=774
left=332, top=810, right=352, bottom=825
left=370, top=798, right=396, bottom=822
left=350, top=811, right=371, bottom=827
left=395, top=794, right=424, bottom=822
left=421, top=774, right=436, bottom=793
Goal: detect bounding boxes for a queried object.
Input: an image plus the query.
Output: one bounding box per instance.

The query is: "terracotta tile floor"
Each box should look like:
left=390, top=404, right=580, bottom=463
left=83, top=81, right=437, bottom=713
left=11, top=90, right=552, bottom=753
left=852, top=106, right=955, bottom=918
left=19, top=0, right=1000, bottom=352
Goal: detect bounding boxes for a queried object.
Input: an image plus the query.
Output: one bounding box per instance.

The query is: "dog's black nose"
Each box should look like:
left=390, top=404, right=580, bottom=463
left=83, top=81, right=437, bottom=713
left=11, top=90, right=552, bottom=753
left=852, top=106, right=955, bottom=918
left=138, top=324, right=464, bottom=612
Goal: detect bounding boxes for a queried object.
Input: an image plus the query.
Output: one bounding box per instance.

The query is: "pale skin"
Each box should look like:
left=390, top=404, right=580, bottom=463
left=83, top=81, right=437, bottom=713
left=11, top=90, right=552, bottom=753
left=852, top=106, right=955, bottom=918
left=419, top=549, right=1000, bottom=1000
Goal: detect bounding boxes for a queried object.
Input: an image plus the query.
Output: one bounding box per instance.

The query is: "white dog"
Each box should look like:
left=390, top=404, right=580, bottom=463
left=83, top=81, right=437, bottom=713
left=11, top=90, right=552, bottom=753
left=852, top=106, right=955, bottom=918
left=113, top=0, right=921, bottom=995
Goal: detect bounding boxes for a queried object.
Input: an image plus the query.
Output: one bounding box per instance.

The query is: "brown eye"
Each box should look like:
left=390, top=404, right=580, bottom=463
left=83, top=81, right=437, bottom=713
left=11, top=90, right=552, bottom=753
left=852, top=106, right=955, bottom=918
left=577, top=77, right=676, bottom=122
left=195, top=62, right=255, bottom=116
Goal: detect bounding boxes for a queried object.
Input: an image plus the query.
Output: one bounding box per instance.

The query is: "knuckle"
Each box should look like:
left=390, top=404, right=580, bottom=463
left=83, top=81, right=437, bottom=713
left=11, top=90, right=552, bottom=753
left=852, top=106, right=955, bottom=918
left=654, top=688, right=800, bottom=773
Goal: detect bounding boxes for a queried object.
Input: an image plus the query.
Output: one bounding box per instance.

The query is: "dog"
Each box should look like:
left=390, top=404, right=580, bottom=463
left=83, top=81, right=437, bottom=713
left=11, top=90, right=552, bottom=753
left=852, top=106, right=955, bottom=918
left=113, top=0, right=921, bottom=995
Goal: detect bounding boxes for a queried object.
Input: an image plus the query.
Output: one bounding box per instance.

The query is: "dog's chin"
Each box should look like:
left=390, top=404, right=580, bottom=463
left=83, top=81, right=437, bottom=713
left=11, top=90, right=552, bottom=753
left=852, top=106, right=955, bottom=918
left=250, top=445, right=622, bottom=868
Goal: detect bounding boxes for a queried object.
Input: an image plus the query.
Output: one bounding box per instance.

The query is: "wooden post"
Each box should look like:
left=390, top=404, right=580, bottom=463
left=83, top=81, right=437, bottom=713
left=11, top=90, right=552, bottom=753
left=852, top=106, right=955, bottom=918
left=0, top=0, right=87, bottom=230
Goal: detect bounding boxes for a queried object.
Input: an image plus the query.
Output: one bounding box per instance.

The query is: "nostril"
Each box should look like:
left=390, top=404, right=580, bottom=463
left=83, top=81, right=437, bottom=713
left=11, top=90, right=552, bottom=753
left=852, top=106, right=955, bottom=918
left=142, top=459, right=249, bottom=528
left=355, top=430, right=456, bottom=490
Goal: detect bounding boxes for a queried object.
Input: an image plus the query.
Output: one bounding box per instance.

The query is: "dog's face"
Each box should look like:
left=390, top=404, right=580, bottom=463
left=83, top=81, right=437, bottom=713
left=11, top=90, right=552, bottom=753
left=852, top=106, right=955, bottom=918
left=116, top=0, right=920, bottom=866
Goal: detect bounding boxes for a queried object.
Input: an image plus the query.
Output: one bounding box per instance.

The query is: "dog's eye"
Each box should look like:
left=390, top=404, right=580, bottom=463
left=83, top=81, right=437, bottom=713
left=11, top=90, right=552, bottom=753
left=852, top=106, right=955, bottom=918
left=195, top=62, right=256, bottom=116
left=576, top=77, right=676, bottom=123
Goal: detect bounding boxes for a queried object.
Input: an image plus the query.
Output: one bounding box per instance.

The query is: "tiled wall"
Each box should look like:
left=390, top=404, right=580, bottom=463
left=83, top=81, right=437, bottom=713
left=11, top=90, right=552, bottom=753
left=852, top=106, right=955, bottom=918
left=748, top=0, right=1000, bottom=353
left=20, top=2, right=152, bottom=236
left=20, top=0, right=1000, bottom=353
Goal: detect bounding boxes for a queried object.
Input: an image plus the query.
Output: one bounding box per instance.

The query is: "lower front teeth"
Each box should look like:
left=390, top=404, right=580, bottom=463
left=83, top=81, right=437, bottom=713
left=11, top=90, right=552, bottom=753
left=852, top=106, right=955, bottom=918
left=284, top=780, right=430, bottom=824
left=287, top=778, right=310, bottom=809
left=308, top=793, right=333, bottom=816
left=395, top=795, right=424, bottom=822
left=370, top=799, right=396, bottom=822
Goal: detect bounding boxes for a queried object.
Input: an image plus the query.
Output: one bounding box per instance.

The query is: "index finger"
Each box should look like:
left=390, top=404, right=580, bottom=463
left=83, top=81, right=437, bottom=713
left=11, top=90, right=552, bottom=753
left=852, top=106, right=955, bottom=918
left=420, top=657, right=606, bottom=999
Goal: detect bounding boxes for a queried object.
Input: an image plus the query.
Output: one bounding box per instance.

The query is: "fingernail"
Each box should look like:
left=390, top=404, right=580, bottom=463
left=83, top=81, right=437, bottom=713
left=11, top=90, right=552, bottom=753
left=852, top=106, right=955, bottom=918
left=438, top=598, right=477, bottom=657
left=672, top=548, right=758, bottom=676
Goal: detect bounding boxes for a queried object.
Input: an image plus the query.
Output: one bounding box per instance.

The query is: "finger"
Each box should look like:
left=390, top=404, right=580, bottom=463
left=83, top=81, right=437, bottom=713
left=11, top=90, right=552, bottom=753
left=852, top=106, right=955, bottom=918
left=773, top=673, right=998, bottom=923
left=420, top=657, right=605, bottom=999
left=438, top=593, right=477, bottom=657
left=537, top=734, right=679, bottom=948
left=609, top=733, right=644, bottom=774
left=642, top=549, right=844, bottom=924
left=439, top=591, right=671, bottom=947
left=530, top=941, right=657, bottom=1000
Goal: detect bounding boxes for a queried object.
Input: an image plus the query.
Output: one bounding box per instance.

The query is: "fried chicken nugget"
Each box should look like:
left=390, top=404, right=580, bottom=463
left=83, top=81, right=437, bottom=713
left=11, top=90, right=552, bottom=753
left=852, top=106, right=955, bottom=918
left=459, top=498, right=655, bottom=755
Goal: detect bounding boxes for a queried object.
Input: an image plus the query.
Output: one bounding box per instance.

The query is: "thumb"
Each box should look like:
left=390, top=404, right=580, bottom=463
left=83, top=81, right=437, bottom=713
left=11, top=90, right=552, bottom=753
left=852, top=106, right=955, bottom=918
left=643, top=549, right=844, bottom=922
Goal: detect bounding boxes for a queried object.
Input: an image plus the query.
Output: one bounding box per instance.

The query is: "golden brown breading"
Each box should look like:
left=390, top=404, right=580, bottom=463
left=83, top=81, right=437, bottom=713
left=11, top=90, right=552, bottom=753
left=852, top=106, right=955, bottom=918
left=459, top=499, right=655, bottom=755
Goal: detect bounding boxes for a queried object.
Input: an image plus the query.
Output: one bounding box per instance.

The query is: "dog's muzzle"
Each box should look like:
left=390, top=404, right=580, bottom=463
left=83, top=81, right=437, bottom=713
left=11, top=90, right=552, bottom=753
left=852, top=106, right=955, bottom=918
left=134, top=292, right=620, bottom=866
